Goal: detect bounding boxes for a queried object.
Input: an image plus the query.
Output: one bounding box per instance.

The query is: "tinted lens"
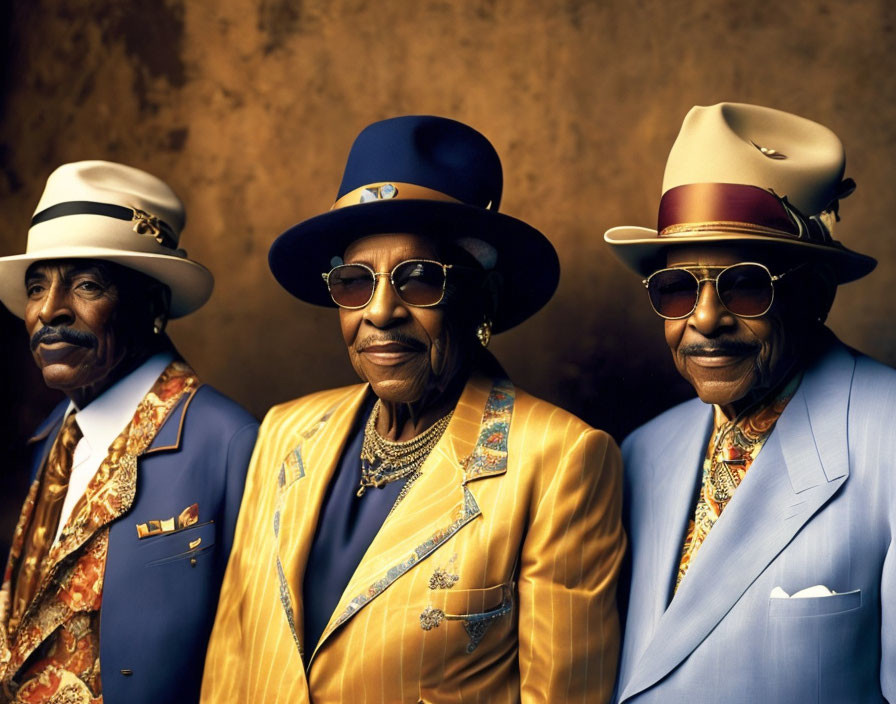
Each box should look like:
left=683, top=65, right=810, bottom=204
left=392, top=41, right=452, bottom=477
left=392, top=260, right=446, bottom=306
left=327, top=264, right=375, bottom=307
left=717, top=263, right=774, bottom=316
left=647, top=269, right=699, bottom=319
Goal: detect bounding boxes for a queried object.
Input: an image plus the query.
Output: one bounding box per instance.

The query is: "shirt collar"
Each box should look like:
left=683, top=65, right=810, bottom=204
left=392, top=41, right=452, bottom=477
left=66, top=351, right=175, bottom=453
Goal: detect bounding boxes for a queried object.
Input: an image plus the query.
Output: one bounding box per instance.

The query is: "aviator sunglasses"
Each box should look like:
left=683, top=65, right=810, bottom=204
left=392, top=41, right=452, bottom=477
left=643, top=261, right=801, bottom=320
left=322, top=259, right=454, bottom=309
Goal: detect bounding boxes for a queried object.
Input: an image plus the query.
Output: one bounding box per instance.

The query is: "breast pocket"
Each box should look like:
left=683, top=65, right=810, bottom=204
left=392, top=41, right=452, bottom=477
left=764, top=589, right=870, bottom=703
left=768, top=589, right=861, bottom=618
left=136, top=520, right=216, bottom=567
left=420, top=582, right=514, bottom=654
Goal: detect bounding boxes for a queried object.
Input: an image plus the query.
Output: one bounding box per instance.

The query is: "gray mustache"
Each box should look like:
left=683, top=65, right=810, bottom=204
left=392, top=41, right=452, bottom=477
left=358, top=333, right=426, bottom=351
left=679, top=341, right=760, bottom=357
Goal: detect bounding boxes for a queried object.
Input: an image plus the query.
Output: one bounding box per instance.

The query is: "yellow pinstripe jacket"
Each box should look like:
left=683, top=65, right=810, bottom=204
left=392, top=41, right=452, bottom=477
left=201, top=370, right=624, bottom=703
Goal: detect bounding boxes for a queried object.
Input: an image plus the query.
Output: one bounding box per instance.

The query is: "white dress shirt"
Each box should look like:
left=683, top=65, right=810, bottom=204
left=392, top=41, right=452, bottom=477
left=54, top=351, right=175, bottom=545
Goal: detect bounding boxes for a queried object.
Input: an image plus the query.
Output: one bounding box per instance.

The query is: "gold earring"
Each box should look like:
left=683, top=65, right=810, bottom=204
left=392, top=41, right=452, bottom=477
left=475, top=318, right=492, bottom=348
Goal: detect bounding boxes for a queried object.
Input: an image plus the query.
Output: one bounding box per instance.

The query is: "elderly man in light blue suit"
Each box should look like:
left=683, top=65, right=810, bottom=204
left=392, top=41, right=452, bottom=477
left=604, top=103, right=895, bottom=703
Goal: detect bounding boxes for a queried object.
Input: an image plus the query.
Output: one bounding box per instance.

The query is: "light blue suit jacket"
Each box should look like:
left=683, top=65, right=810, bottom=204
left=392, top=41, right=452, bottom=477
left=616, top=336, right=895, bottom=703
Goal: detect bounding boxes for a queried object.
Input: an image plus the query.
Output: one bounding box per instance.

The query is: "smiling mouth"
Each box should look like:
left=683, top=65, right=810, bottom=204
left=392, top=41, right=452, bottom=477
left=683, top=345, right=759, bottom=366
left=359, top=342, right=424, bottom=365
left=687, top=354, right=749, bottom=368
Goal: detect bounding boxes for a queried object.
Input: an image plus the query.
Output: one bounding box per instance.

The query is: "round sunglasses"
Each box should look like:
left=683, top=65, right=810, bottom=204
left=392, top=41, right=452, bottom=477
left=643, top=262, right=800, bottom=320
left=322, top=259, right=454, bottom=309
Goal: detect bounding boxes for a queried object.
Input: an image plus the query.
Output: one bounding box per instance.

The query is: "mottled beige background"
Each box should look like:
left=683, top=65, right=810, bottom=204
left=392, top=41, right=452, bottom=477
left=2, top=0, right=895, bottom=523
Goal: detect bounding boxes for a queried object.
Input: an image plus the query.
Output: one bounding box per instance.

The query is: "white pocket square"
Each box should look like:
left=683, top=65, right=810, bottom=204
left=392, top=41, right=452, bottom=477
left=770, top=584, right=837, bottom=599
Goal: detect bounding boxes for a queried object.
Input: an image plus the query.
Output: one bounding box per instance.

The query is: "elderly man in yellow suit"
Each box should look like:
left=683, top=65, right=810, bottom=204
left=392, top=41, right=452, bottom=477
left=201, top=116, right=625, bottom=702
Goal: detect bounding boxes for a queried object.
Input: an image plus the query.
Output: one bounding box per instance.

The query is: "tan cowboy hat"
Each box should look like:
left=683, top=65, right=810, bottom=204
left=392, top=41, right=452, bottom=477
left=0, top=160, right=213, bottom=318
left=604, top=102, right=877, bottom=283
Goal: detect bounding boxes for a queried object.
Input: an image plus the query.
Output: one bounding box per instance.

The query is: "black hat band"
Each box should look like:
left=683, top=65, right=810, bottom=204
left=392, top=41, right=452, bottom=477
left=31, top=200, right=179, bottom=250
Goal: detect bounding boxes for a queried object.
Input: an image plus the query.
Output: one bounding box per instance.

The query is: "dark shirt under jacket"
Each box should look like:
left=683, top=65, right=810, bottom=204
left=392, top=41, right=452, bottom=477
left=302, top=396, right=408, bottom=652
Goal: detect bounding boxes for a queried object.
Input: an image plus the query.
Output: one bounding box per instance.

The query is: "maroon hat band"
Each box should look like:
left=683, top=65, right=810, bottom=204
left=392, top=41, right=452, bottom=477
left=657, top=183, right=813, bottom=241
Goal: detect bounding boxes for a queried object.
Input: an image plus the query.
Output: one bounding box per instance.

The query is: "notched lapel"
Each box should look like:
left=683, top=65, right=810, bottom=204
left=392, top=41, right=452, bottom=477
left=621, top=355, right=853, bottom=702
left=142, top=387, right=198, bottom=455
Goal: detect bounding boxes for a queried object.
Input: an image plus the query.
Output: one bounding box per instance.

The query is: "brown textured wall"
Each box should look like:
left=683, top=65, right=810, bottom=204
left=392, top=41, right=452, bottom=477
left=2, top=0, right=895, bottom=498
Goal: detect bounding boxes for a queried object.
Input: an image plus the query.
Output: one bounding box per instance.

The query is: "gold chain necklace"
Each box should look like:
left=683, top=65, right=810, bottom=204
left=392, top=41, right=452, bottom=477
left=357, top=399, right=453, bottom=497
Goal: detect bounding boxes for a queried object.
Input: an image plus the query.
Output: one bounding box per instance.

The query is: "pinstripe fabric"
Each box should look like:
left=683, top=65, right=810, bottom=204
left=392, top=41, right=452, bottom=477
left=201, top=370, right=624, bottom=703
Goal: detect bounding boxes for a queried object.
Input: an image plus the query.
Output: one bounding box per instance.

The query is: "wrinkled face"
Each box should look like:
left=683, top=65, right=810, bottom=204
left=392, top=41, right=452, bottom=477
left=661, top=245, right=814, bottom=412
left=338, top=233, right=476, bottom=405
left=24, top=260, right=137, bottom=399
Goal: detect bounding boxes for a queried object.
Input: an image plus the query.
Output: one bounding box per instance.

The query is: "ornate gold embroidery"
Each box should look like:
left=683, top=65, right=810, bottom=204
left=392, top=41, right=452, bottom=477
left=0, top=361, right=199, bottom=698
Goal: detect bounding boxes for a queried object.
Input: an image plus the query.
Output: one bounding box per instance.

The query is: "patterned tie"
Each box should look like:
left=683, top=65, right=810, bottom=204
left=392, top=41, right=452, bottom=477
left=9, top=413, right=83, bottom=632
left=675, top=373, right=802, bottom=593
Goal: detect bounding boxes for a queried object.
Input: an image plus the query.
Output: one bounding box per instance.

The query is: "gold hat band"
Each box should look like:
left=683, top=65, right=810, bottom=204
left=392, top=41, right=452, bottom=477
left=331, top=182, right=465, bottom=211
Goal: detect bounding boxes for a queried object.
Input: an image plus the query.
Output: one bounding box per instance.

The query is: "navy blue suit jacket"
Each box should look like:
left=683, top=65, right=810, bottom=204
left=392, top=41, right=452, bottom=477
left=27, top=384, right=258, bottom=704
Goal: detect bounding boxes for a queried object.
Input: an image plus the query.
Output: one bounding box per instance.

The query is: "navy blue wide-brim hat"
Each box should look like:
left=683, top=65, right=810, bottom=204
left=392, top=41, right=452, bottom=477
left=268, top=115, right=559, bottom=333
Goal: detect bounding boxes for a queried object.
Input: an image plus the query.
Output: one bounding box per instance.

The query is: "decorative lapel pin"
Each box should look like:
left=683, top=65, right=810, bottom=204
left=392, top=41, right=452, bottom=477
left=419, top=606, right=445, bottom=631
left=429, top=554, right=459, bottom=590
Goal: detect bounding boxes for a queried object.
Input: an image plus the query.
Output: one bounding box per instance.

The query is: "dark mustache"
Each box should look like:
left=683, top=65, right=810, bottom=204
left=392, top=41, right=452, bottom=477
left=680, top=340, right=760, bottom=357
left=358, top=332, right=426, bottom=351
left=30, top=326, right=98, bottom=351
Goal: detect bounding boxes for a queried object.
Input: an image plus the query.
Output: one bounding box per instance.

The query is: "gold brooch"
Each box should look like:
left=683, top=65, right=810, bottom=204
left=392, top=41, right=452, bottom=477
left=132, top=208, right=162, bottom=236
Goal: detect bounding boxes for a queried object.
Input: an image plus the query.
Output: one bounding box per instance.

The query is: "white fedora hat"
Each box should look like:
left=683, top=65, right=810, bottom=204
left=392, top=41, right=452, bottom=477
left=0, top=160, right=213, bottom=318
left=604, top=102, right=876, bottom=283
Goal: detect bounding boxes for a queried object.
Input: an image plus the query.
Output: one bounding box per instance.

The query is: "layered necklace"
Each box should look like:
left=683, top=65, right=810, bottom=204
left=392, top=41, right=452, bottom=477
left=357, top=399, right=453, bottom=498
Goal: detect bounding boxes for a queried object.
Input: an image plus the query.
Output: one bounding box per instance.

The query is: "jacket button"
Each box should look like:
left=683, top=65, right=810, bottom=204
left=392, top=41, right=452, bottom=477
left=121, top=669, right=134, bottom=676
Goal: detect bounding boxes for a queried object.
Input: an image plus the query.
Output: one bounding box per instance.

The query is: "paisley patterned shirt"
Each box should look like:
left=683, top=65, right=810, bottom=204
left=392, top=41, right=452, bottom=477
left=0, top=362, right=198, bottom=703
left=676, top=374, right=802, bottom=592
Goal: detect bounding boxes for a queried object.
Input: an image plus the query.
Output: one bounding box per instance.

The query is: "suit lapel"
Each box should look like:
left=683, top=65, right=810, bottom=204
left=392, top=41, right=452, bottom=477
left=273, top=385, right=369, bottom=659
left=142, top=389, right=195, bottom=455
left=309, top=372, right=507, bottom=665
left=646, top=401, right=712, bottom=619
left=621, top=344, right=855, bottom=701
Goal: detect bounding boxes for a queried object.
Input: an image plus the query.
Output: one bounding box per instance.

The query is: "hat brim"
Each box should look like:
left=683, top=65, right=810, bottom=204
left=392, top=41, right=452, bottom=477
left=604, top=225, right=877, bottom=284
left=0, top=246, right=214, bottom=319
left=268, top=199, right=559, bottom=333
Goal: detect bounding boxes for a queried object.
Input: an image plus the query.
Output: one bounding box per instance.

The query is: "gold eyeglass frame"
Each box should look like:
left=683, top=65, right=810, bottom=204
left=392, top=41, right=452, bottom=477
left=321, top=258, right=454, bottom=309
left=642, top=261, right=800, bottom=320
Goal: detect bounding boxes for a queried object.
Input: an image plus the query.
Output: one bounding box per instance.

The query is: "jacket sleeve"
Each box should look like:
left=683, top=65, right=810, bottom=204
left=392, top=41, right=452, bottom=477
left=517, top=427, right=626, bottom=703
left=219, top=421, right=259, bottom=563
left=200, top=408, right=302, bottom=703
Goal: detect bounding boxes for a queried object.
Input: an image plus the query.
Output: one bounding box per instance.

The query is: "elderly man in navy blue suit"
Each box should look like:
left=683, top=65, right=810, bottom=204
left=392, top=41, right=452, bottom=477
left=0, top=161, right=257, bottom=704
left=605, top=103, right=895, bottom=703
